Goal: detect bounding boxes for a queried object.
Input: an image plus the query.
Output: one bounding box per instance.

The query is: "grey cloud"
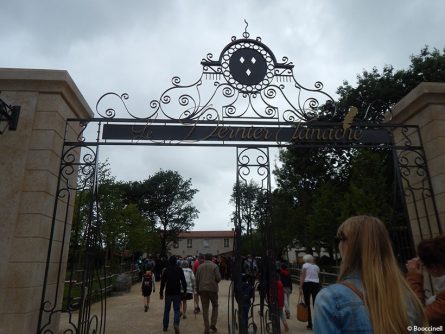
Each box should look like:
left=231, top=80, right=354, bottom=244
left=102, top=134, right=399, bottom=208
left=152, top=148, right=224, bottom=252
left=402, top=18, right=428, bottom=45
left=1, top=0, right=444, bottom=229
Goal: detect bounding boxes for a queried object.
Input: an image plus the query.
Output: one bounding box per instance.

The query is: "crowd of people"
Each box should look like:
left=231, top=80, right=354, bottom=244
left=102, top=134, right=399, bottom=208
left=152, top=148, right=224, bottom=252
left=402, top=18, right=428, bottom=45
left=137, top=254, right=231, bottom=283
left=139, top=253, right=222, bottom=334
left=134, top=215, right=444, bottom=333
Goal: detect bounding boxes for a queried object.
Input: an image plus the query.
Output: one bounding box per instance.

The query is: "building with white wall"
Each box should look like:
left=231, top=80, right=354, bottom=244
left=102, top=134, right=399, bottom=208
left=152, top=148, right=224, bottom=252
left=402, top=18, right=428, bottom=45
left=170, top=230, right=235, bottom=258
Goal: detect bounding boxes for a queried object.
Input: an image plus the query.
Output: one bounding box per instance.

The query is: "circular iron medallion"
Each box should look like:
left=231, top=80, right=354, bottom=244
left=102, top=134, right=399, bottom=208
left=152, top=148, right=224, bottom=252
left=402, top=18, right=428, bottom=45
left=221, top=41, right=275, bottom=93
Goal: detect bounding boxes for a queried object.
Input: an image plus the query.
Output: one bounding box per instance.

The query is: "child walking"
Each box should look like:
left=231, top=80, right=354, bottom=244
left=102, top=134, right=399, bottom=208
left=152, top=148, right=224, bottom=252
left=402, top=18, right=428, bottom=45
left=141, top=270, right=155, bottom=311
left=277, top=272, right=289, bottom=332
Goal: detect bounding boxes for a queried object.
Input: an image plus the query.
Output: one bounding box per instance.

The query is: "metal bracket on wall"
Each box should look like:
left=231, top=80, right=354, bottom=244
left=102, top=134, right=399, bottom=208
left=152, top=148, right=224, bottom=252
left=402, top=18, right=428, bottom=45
left=0, top=96, right=21, bottom=134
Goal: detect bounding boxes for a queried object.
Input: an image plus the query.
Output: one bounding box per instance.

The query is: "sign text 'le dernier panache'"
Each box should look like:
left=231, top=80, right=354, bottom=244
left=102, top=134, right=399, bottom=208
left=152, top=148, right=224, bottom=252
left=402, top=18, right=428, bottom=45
left=102, top=121, right=391, bottom=145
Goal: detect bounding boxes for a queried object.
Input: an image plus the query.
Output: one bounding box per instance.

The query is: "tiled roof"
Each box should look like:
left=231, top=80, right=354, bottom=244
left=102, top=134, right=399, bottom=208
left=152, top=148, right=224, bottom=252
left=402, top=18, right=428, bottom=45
left=178, top=230, right=235, bottom=238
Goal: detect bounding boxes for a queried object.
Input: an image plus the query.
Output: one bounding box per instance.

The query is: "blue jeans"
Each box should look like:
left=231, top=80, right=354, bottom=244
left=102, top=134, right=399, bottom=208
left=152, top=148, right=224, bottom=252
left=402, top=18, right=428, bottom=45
left=163, top=294, right=181, bottom=329
left=241, top=304, right=250, bottom=333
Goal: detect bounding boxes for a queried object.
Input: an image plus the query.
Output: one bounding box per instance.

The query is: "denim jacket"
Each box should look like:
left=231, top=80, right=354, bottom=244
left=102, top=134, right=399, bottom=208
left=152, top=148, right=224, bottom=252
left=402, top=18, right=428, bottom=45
left=313, top=274, right=423, bottom=333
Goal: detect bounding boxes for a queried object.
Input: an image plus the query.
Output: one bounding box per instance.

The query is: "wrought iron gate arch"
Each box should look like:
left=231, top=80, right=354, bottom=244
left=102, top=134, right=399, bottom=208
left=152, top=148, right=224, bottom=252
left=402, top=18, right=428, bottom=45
left=38, top=27, right=442, bottom=334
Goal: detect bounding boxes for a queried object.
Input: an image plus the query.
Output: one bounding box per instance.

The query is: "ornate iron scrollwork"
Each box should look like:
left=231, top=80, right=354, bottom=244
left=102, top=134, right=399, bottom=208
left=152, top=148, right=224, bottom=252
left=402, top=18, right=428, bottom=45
left=38, top=139, right=104, bottom=334
left=38, top=23, right=443, bottom=334
left=231, top=145, right=281, bottom=334
left=95, top=28, right=336, bottom=125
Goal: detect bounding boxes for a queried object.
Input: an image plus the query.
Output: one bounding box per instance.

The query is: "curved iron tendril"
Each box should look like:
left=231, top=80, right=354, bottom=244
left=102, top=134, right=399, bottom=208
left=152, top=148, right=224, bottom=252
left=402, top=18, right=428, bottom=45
left=243, top=19, right=250, bottom=39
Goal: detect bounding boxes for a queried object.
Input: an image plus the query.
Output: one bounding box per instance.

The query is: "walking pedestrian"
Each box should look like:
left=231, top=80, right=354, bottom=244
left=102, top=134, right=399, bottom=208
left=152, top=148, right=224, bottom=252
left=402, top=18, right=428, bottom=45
left=196, top=253, right=222, bottom=334
left=180, top=260, right=196, bottom=319
left=236, top=274, right=253, bottom=334
left=279, top=264, right=292, bottom=319
left=141, top=270, right=155, bottom=312
left=193, top=254, right=205, bottom=314
left=243, top=254, right=258, bottom=286
left=300, top=254, right=320, bottom=329
left=160, top=255, right=187, bottom=334
left=276, top=272, right=290, bottom=332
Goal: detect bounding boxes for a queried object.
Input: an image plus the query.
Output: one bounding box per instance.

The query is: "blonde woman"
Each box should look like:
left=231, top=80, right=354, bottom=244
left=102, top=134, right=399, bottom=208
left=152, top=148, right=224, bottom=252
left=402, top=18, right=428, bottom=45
left=313, top=215, right=427, bottom=333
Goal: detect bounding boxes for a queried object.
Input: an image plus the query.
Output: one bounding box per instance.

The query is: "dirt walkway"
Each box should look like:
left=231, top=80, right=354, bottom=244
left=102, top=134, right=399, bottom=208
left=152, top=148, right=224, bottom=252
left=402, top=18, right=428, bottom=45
left=60, top=279, right=312, bottom=334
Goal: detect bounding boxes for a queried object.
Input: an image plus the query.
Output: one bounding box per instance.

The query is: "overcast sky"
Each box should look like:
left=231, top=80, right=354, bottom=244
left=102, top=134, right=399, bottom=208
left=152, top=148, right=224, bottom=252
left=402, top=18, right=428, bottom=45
left=1, top=0, right=444, bottom=230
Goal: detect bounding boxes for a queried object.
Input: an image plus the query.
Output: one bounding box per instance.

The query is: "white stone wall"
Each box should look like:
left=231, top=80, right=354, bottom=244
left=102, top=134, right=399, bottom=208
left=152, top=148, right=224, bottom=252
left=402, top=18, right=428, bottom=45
left=0, top=68, right=93, bottom=334
left=391, top=82, right=445, bottom=246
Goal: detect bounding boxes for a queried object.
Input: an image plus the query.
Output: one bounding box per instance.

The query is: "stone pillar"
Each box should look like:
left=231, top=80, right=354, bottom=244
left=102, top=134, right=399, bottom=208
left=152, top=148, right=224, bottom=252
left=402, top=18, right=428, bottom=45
left=391, top=82, right=445, bottom=246
left=0, top=68, right=93, bottom=334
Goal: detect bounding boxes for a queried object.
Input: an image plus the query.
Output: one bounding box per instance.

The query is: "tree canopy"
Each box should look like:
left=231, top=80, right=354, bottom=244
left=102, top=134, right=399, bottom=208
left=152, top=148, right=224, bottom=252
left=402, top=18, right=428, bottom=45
left=71, top=161, right=156, bottom=270
left=272, top=47, right=445, bottom=262
left=71, top=164, right=198, bottom=271
left=129, top=170, right=199, bottom=258
left=336, top=46, right=445, bottom=122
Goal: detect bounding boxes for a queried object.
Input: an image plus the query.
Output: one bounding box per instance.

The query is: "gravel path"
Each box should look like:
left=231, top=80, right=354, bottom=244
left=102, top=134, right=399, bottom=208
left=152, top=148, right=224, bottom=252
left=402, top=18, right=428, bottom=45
left=60, top=279, right=312, bottom=334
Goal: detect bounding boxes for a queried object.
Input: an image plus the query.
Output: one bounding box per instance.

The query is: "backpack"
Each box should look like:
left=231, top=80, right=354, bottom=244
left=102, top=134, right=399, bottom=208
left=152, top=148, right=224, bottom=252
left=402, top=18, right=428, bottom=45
left=236, top=282, right=253, bottom=305
left=143, top=273, right=153, bottom=288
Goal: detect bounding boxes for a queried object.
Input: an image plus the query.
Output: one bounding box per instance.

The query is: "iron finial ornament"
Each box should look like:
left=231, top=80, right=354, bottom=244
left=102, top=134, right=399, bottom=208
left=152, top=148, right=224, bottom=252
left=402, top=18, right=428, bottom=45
left=243, top=19, right=250, bottom=39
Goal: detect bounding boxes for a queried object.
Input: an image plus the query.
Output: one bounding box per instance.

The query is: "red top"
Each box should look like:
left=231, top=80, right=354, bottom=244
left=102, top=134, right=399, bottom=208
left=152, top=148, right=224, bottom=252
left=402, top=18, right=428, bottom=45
left=193, top=259, right=200, bottom=273
left=277, top=279, right=284, bottom=308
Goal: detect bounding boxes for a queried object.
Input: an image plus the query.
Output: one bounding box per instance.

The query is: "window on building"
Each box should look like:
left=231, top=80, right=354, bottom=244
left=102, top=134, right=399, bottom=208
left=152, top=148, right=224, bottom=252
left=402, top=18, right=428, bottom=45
left=224, top=238, right=229, bottom=247
left=173, top=241, right=179, bottom=248
left=203, top=239, right=209, bottom=248
left=187, top=239, right=192, bottom=248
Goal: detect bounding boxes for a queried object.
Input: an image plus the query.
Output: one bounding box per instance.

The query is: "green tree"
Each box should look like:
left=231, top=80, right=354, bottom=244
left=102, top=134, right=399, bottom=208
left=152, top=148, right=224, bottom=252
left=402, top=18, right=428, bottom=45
left=71, top=161, right=155, bottom=271
left=268, top=189, right=300, bottom=258
left=336, top=47, right=445, bottom=122
left=71, top=160, right=118, bottom=266
left=132, top=170, right=199, bottom=257
left=230, top=181, right=263, bottom=236
left=274, top=47, right=445, bottom=261
left=338, top=149, right=394, bottom=221
left=274, top=146, right=343, bottom=251
left=119, top=203, right=159, bottom=257
left=230, top=181, right=278, bottom=255
left=306, top=181, right=344, bottom=259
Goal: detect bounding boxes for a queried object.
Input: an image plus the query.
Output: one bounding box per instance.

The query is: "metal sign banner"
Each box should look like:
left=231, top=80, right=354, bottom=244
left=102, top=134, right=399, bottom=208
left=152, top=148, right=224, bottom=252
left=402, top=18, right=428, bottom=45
left=102, top=121, right=392, bottom=146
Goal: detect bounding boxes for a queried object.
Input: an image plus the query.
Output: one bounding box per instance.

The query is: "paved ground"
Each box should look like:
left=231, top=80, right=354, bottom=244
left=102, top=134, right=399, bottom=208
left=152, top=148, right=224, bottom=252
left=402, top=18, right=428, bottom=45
left=60, top=280, right=312, bottom=334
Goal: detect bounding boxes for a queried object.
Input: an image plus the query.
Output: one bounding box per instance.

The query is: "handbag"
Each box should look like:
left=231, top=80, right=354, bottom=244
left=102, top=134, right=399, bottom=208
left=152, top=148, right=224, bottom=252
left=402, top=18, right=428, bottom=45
left=296, top=293, right=308, bottom=322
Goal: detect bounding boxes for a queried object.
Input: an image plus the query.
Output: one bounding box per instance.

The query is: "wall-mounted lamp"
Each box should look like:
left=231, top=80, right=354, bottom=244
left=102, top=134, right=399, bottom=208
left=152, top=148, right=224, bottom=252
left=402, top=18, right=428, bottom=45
left=0, top=97, right=21, bottom=134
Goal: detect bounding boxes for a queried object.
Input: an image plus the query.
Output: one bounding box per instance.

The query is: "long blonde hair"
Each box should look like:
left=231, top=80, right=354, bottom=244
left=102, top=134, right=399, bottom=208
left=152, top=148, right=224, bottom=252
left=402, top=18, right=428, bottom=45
left=337, top=215, right=426, bottom=334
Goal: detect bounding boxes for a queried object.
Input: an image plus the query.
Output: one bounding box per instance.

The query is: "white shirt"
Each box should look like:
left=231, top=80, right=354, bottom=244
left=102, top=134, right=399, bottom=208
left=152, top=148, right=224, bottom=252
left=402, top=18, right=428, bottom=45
left=182, top=267, right=196, bottom=294
left=426, top=274, right=445, bottom=305
left=302, top=262, right=320, bottom=283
